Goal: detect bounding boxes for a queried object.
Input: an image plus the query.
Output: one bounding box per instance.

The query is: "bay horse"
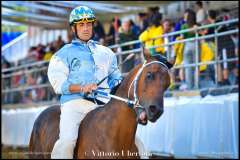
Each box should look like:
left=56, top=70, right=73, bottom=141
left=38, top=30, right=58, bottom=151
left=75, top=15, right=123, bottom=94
left=29, top=52, right=173, bottom=159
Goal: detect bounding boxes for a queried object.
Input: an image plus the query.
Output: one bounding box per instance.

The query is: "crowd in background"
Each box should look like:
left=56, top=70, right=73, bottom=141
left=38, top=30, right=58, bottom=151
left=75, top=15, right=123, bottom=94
left=1, top=1, right=239, bottom=104
left=1, top=36, right=65, bottom=104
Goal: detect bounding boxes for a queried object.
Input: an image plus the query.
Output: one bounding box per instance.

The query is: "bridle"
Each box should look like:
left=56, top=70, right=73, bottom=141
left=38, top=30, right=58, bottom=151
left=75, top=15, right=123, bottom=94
left=94, top=60, right=169, bottom=114
left=127, top=60, right=169, bottom=111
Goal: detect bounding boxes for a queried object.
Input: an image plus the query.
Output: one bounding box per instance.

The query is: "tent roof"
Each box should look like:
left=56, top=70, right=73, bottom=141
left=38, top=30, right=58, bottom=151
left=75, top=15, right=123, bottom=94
left=2, top=1, right=172, bottom=29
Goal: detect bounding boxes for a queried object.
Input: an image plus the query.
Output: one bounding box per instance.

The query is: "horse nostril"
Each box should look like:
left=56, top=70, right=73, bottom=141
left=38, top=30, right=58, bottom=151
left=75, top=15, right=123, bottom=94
left=149, top=105, right=157, bottom=113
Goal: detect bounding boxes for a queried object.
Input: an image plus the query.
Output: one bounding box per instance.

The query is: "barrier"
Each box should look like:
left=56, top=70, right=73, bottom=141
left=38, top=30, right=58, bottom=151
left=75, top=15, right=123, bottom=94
left=2, top=93, right=238, bottom=158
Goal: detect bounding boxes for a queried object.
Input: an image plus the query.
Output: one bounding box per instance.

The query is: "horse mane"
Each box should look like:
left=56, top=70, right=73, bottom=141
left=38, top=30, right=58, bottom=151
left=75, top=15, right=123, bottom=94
left=114, top=63, right=142, bottom=98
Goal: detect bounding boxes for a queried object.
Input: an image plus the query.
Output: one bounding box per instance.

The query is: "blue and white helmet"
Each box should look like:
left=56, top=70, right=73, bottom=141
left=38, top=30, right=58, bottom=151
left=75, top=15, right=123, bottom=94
left=69, top=6, right=96, bottom=26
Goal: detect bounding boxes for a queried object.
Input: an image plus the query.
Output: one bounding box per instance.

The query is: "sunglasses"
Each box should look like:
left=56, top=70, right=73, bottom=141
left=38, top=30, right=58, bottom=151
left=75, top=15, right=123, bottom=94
left=73, top=17, right=96, bottom=24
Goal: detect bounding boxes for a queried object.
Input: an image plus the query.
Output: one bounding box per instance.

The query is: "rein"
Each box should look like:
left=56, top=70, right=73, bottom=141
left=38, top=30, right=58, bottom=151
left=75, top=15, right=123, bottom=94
left=94, top=60, right=169, bottom=111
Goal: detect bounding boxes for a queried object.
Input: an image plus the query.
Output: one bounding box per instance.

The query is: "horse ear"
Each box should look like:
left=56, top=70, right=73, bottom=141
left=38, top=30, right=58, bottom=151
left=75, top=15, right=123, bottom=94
left=141, top=45, right=176, bottom=69
left=167, top=56, right=176, bottom=69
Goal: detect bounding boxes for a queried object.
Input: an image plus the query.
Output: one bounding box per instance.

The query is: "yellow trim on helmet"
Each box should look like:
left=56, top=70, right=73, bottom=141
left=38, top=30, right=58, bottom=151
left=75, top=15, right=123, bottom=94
left=74, top=17, right=96, bottom=24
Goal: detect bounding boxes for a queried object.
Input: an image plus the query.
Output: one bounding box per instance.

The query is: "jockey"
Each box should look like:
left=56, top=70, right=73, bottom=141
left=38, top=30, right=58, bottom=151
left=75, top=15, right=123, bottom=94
left=48, top=6, right=122, bottom=158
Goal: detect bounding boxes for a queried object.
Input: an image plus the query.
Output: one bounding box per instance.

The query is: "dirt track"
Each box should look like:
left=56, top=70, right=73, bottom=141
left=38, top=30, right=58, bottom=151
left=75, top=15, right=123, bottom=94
left=1, top=146, right=29, bottom=159
left=1, top=145, right=174, bottom=159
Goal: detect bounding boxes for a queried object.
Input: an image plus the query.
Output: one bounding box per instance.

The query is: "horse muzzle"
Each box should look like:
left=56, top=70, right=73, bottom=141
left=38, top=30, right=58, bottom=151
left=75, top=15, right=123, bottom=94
left=135, top=103, right=164, bottom=125
left=134, top=107, right=148, bottom=125
left=147, top=104, right=164, bottom=122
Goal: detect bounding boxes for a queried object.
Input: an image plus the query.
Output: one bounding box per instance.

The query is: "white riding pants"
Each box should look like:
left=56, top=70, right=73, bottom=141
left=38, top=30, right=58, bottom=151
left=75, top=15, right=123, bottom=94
left=51, top=98, right=98, bottom=159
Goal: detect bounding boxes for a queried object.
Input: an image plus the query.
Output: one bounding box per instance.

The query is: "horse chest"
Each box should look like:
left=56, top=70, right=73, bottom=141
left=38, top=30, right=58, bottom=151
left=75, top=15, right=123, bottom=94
left=75, top=112, right=136, bottom=158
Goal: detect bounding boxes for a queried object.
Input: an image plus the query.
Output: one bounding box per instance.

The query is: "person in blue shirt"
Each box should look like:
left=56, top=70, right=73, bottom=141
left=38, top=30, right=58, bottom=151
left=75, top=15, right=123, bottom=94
left=48, top=6, right=122, bottom=158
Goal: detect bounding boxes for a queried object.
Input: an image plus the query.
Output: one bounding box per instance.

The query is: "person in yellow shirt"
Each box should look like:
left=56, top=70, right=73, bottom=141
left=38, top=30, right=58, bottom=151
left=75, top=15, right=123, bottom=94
left=43, top=44, right=55, bottom=61
left=139, top=12, right=165, bottom=56
left=43, top=51, right=53, bottom=61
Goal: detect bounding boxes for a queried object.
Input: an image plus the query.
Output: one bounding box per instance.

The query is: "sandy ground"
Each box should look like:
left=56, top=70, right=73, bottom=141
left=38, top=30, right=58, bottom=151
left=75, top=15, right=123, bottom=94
left=1, top=145, right=174, bottom=159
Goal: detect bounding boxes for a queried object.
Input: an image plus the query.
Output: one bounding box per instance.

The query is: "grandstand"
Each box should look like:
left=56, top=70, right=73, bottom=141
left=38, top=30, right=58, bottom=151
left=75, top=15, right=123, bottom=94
left=1, top=1, right=239, bottom=159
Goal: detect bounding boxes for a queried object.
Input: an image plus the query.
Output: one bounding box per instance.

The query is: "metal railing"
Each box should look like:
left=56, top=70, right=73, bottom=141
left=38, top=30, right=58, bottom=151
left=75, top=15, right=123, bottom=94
left=1, top=18, right=239, bottom=105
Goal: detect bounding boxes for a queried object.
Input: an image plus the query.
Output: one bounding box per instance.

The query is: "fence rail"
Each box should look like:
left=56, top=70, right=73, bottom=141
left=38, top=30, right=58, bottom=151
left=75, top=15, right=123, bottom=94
left=1, top=18, right=239, bottom=104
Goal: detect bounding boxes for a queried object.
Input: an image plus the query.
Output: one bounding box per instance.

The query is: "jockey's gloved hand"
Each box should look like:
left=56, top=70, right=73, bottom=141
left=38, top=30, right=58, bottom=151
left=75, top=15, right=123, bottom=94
left=81, top=83, right=97, bottom=94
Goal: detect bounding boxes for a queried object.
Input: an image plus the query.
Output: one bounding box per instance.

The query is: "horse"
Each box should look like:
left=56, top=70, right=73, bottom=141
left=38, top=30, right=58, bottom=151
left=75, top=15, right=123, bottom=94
left=29, top=52, right=173, bottom=159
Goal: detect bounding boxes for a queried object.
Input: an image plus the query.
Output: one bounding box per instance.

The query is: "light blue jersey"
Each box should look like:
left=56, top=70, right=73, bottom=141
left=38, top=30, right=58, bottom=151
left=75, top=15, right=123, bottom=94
left=47, top=39, right=122, bottom=104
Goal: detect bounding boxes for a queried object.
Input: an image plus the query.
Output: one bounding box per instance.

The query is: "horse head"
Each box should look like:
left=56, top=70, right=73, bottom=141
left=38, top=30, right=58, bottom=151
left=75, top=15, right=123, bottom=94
left=125, top=48, right=175, bottom=125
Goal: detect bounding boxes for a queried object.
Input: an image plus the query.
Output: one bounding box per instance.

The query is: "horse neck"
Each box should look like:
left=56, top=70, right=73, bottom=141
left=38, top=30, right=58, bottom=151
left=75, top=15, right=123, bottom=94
left=115, top=64, right=141, bottom=100
left=105, top=65, right=142, bottom=141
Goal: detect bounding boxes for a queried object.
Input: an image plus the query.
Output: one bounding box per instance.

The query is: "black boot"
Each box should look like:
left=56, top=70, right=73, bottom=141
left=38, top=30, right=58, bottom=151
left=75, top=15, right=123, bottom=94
left=235, top=76, right=239, bottom=85
left=223, top=79, right=231, bottom=85
left=217, top=81, right=224, bottom=87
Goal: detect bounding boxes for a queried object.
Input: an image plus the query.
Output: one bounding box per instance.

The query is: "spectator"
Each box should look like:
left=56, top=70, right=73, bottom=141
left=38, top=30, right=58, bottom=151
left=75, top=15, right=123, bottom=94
left=2, top=35, right=69, bottom=104
left=163, top=19, right=173, bottom=34
left=36, top=44, right=46, bottom=61
left=179, top=9, right=198, bottom=90
left=198, top=10, right=217, bottom=89
left=195, top=1, right=206, bottom=24
left=137, top=12, right=148, bottom=33
left=173, top=17, right=186, bottom=41
left=200, top=10, right=217, bottom=39
left=139, top=12, right=165, bottom=56
left=105, top=17, right=121, bottom=46
left=23, top=73, right=37, bottom=103
left=93, top=20, right=106, bottom=45
left=148, top=6, right=160, bottom=18
left=43, top=43, right=55, bottom=61
left=129, top=19, right=141, bottom=49
left=118, top=20, right=137, bottom=49
left=129, top=19, right=142, bottom=65
left=231, top=24, right=238, bottom=56
left=171, top=35, right=185, bottom=90
left=25, top=46, right=38, bottom=64
left=11, top=71, right=23, bottom=103
left=118, top=20, right=136, bottom=73
left=35, top=70, right=47, bottom=101
left=56, top=36, right=65, bottom=50
left=221, top=8, right=231, bottom=21
left=162, top=19, right=174, bottom=55
left=129, top=19, right=141, bottom=40
left=231, top=26, right=239, bottom=85
left=105, top=18, right=115, bottom=46
left=162, top=19, right=177, bottom=90
left=216, top=13, right=237, bottom=86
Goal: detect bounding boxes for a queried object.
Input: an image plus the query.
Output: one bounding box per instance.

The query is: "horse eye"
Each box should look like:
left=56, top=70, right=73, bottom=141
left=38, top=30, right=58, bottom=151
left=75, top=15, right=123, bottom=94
left=146, top=72, right=154, bottom=80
